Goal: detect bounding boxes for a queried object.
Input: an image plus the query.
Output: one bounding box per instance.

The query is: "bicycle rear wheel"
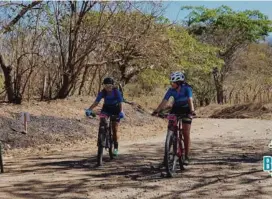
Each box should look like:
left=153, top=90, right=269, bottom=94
left=179, top=131, right=185, bottom=171
left=165, top=130, right=178, bottom=177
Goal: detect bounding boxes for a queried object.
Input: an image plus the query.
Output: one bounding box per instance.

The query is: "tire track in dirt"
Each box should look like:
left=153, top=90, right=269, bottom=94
left=0, top=119, right=272, bottom=199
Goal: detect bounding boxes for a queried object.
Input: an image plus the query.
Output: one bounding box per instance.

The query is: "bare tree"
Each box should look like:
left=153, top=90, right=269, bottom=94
left=0, top=1, right=42, bottom=103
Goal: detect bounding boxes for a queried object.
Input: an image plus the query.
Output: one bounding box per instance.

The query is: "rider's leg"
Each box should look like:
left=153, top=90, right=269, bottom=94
left=182, top=123, right=191, bottom=157
left=112, top=121, right=119, bottom=149
left=182, top=118, right=192, bottom=162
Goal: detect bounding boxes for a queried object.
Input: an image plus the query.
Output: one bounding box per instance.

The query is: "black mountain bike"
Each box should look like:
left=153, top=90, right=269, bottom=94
left=97, top=114, right=119, bottom=166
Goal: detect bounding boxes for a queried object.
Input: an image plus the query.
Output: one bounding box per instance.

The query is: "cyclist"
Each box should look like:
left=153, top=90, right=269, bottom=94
left=86, top=77, right=125, bottom=157
left=152, top=71, right=195, bottom=165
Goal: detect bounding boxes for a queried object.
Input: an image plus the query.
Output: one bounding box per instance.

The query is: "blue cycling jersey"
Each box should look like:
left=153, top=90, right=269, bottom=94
left=95, top=89, right=123, bottom=105
left=163, top=84, right=192, bottom=107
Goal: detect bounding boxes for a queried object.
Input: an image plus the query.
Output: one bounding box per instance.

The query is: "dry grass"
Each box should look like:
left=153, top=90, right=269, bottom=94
left=124, top=85, right=171, bottom=111
left=124, top=85, right=272, bottom=120
left=0, top=96, right=162, bottom=151
left=197, top=102, right=272, bottom=119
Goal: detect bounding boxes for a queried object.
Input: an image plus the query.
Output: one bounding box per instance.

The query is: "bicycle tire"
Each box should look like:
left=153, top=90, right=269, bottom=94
left=97, top=145, right=103, bottom=166
left=179, top=130, right=185, bottom=171
left=0, top=143, right=4, bottom=173
left=165, top=130, right=178, bottom=177
left=97, top=122, right=107, bottom=166
left=108, top=122, right=114, bottom=160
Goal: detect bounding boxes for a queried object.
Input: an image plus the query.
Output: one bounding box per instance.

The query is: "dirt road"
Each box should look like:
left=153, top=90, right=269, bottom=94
left=1, top=118, right=272, bottom=199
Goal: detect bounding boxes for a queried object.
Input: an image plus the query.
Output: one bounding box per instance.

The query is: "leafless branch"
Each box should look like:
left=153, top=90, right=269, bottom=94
left=1, top=1, right=42, bottom=34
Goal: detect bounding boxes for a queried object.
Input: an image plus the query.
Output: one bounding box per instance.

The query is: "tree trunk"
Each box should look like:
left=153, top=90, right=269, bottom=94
left=205, top=98, right=210, bottom=106
left=213, top=77, right=224, bottom=104
left=56, top=73, right=70, bottom=99
left=212, top=67, right=224, bottom=105
left=78, top=65, right=89, bottom=95
left=216, top=86, right=224, bottom=104
left=199, top=99, right=204, bottom=107
left=87, top=67, right=99, bottom=96
left=0, top=54, right=14, bottom=103
left=40, top=74, right=47, bottom=101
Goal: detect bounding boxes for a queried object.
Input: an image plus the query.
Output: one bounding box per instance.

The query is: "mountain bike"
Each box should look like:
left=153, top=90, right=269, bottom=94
left=96, top=113, right=119, bottom=166
left=164, top=114, right=188, bottom=177
left=157, top=112, right=193, bottom=177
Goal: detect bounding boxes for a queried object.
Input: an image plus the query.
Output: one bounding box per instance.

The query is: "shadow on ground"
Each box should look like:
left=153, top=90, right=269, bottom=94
left=1, top=138, right=271, bottom=199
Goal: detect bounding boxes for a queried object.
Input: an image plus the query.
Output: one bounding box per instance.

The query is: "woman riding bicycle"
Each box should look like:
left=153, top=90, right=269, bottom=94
left=86, top=77, right=124, bottom=157
left=152, top=71, right=195, bottom=165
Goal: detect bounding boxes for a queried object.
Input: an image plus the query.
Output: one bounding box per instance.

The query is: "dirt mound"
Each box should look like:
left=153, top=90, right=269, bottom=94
left=0, top=96, right=158, bottom=151
left=197, top=103, right=272, bottom=119
left=1, top=97, right=271, bottom=151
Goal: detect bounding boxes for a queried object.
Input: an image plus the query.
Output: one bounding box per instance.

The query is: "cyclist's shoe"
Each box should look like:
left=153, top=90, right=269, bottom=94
left=94, top=163, right=103, bottom=169
left=113, top=149, right=119, bottom=157
left=159, top=161, right=165, bottom=168
left=184, top=156, right=190, bottom=165
left=151, top=111, right=158, bottom=116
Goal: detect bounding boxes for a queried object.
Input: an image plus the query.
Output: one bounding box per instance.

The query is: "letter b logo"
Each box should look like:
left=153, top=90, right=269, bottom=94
left=263, top=156, right=272, bottom=171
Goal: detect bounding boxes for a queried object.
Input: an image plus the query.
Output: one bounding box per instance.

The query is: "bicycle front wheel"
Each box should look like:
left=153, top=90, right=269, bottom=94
left=97, top=145, right=103, bottom=166
left=108, top=127, right=114, bottom=160
left=97, top=126, right=106, bottom=166
left=165, top=130, right=178, bottom=177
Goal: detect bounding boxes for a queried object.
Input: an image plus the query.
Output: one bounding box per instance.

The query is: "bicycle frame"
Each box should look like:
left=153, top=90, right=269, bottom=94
left=163, top=112, right=192, bottom=177
left=99, top=114, right=119, bottom=139
left=98, top=113, right=112, bottom=149
left=96, top=113, right=119, bottom=166
left=167, top=114, right=184, bottom=158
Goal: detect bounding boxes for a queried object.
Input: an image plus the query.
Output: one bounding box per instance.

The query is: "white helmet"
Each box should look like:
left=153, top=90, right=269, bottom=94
left=170, top=71, right=185, bottom=82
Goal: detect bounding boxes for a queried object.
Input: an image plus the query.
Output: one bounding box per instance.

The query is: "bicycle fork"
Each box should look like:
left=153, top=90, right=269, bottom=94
left=176, top=129, right=185, bottom=160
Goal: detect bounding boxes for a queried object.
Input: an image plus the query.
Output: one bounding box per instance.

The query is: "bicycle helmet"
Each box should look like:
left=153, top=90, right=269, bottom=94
left=103, top=77, right=114, bottom=85
left=170, top=71, right=185, bottom=82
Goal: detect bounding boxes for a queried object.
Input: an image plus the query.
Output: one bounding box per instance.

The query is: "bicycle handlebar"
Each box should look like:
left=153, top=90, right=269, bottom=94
left=152, top=112, right=196, bottom=119
left=85, top=111, right=122, bottom=121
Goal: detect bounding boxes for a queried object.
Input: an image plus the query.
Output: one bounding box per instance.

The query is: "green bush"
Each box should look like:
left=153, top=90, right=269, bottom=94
left=138, top=69, right=169, bottom=92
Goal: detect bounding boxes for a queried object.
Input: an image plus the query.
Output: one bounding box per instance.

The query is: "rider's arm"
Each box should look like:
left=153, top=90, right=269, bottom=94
left=89, top=101, right=99, bottom=110
left=186, top=87, right=195, bottom=113
left=188, top=98, right=195, bottom=113
left=154, top=89, right=171, bottom=113
left=89, top=92, right=103, bottom=110
left=117, top=90, right=124, bottom=112
left=154, top=99, right=168, bottom=113
left=120, top=102, right=124, bottom=112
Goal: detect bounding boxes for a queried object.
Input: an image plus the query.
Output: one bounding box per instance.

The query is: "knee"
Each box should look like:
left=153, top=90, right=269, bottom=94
left=182, top=124, right=191, bottom=133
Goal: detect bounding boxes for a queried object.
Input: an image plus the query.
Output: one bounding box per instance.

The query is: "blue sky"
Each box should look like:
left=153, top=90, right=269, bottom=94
left=162, top=1, right=272, bottom=22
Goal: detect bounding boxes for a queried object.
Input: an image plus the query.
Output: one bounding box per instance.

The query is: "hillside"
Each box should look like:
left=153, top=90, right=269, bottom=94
left=1, top=97, right=272, bottom=152
left=0, top=97, right=164, bottom=152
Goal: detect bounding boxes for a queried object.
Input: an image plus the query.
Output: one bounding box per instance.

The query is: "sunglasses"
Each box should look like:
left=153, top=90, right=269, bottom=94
left=104, top=84, right=113, bottom=88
